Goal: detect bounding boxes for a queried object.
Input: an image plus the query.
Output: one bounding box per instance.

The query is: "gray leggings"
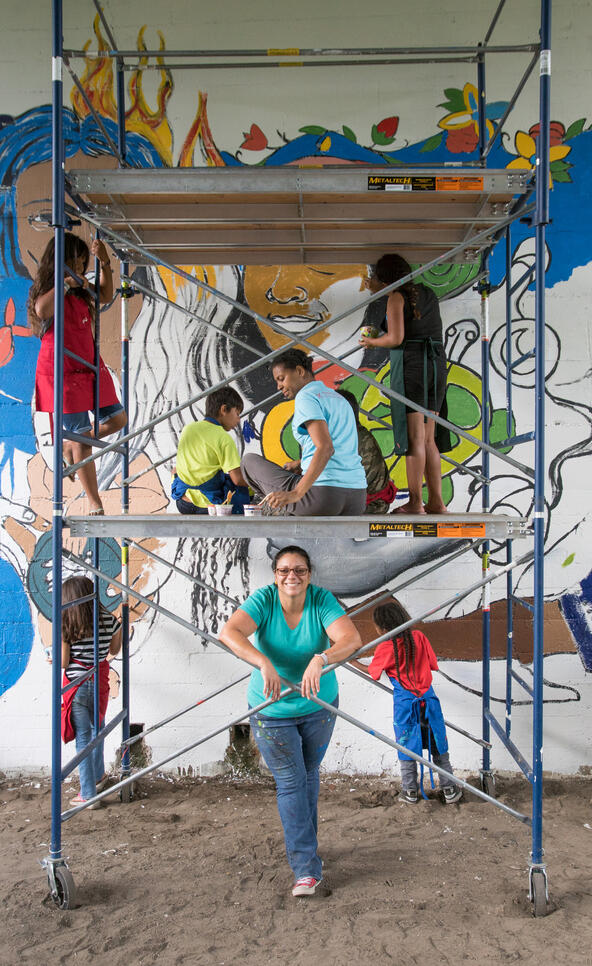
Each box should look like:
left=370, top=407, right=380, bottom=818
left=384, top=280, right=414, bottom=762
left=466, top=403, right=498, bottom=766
left=241, top=453, right=366, bottom=517
left=400, top=751, right=456, bottom=791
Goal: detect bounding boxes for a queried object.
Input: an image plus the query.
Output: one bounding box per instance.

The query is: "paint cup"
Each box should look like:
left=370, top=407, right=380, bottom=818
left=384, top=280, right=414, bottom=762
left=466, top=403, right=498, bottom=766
left=243, top=504, right=263, bottom=517
left=215, top=504, right=233, bottom=515
left=207, top=505, right=217, bottom=516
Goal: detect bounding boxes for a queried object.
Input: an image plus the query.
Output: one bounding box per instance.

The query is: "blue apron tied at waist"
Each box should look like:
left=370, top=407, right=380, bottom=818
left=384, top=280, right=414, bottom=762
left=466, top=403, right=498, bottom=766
left=171, top=469, right=249, bottom=514
left=389, top=678, right=449, bottom=799
left=388, top=679, right=448, bottom=759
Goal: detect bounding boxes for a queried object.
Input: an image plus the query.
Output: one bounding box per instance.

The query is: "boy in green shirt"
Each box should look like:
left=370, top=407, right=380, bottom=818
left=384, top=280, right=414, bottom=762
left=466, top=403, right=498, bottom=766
left=173, top=387, right=250, bottom=514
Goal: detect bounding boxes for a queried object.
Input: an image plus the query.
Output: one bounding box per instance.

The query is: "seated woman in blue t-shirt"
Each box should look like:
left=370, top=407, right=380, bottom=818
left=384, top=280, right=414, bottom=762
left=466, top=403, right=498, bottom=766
left=240, top=349, right=367, bottom=515
left=219, top=545, right=362, bottom=898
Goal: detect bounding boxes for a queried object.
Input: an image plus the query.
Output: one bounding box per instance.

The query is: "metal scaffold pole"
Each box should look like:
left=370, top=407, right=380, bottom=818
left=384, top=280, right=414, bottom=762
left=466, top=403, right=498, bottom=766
left=529, top=0, right=552, bottom=918
left=476, top=44, right=494, bottom=797
left=116, top=38, right=132, bottom=799
left=43, top=0, right=75, bottom=909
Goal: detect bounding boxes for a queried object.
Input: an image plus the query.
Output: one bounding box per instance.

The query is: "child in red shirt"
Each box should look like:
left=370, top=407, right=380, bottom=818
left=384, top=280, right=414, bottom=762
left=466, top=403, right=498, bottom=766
left=351, top=599, right=461, bottom=804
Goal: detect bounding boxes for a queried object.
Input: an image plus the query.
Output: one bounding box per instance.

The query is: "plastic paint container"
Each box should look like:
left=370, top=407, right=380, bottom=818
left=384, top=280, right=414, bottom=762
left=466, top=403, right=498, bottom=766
left=243, top=504, right=263, bottom=517
left=207, top=505, right=217, bottom=516
left=215, top=504, right=233, bottom=515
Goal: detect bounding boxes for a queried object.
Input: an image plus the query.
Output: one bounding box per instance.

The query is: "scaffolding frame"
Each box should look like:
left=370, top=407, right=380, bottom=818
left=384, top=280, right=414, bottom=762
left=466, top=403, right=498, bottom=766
left=42, top=0, right=551, bottom=917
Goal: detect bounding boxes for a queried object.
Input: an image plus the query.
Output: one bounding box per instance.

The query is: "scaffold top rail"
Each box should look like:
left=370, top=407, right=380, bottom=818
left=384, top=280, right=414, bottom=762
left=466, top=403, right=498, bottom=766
left=65, top=512, right=530, bottom=540
left=67, top=166, right=531, bottom=266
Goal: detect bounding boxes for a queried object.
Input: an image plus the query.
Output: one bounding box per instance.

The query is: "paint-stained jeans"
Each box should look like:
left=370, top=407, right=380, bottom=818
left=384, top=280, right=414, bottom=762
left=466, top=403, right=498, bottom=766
left=71, top=679, right=105, bottom=801
left=250, top=699, right=338, bottom=881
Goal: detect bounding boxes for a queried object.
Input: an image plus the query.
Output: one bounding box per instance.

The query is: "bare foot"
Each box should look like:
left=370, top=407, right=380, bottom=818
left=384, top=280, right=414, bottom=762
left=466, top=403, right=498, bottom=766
left=424, top=504, right=448, bottom=514
left=88, top=502, right=105, bottom=515
left=391, top=502, right=426, bottom=515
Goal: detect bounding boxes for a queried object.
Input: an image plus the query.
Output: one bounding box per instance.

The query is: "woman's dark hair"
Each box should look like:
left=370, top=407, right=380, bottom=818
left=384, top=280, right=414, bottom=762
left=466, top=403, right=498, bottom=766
left=205, top=386, right=244, bottom=418
left=373, top=599, right=419, bottom=692
left=271, top=348, right=313, bottom=374
left=272, top=545, right=312, bottom=572
left=62, top=575, right=95, bottom=644
left=27, top=232, right=93, bottom=335
left=373, top=253, right=420, bottom=320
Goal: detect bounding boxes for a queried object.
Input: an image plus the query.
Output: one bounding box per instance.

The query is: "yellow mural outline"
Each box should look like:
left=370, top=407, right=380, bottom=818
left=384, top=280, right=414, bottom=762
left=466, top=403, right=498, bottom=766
left=260, top=362, right=486, bottom=490
left=156, top=265, right=216, bottom=303
left=262, top=399, right=296, bottom=465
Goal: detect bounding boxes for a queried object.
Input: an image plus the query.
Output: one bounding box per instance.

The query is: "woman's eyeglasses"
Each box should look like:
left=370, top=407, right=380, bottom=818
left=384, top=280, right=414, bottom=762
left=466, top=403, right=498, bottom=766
left=275, top=567, right=310, bottom=577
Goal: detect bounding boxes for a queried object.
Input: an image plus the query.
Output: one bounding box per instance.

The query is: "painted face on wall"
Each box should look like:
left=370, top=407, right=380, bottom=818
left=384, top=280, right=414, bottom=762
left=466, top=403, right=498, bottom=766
left=243, top=264, right=369, bottom=358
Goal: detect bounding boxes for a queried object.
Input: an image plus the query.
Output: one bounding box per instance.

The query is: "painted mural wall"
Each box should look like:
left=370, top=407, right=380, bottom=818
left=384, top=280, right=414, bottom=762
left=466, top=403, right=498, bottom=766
left=1, top=0, right=591, bottom=777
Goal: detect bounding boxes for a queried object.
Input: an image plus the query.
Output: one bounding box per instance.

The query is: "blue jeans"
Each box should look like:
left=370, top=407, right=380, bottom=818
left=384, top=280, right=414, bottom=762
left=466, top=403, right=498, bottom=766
left=71, top=679, right=105, bottom=800
left=250, top=699, right=338, bottom=881
left=63, top=402, right=124, bottom=435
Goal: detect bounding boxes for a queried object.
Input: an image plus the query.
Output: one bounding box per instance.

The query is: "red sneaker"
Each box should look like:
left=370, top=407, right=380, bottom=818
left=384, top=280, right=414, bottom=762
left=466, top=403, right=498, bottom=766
left=292, top=876, right=321, bottom=897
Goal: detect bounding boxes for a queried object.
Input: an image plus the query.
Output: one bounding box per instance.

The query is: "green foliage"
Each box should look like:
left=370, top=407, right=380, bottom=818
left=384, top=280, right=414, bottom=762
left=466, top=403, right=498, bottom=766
left=562, top=553, right=575, bottom=567
left=564, top=118, right=586, bottom=140
left=420, top=132, right=444, bottom=153
left=342, top=125, right=357, bottom=143
left=438, top=88, right=465, bottom=113
left=551, top=158, right=573, bottom=184
left=371, top=123, right=396, bottom=146
left=299, top=125, right=327, bottom=135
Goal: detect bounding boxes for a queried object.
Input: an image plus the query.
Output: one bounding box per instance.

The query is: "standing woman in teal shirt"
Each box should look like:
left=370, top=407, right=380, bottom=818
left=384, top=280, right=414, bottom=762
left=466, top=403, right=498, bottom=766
left=219, top=545, right=362, bottom=897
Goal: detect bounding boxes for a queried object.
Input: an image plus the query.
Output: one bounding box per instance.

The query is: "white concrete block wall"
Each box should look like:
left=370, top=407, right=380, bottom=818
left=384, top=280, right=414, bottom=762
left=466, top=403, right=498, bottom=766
left=1, top=0, right=592, bottom=778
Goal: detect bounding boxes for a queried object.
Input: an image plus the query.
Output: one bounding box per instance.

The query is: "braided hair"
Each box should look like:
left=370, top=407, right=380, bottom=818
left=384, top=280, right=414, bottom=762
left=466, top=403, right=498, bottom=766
left=373, top=599, right=420, bottom=693
left=373, top=253, right=420, bottom=320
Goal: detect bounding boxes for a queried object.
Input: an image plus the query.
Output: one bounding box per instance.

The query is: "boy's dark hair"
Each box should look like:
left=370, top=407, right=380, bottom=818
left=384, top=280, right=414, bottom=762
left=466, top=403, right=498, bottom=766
left=270, top=349, right=313, bottom=374
left=62, top=575, right=95, bottom=644
left=272, top=545, right=312, bottom=572
left=336, top=388, right=360, bottom=423
left=373, top=599, right=418, bottom=692
left=205, top=386, right=244, bottom=419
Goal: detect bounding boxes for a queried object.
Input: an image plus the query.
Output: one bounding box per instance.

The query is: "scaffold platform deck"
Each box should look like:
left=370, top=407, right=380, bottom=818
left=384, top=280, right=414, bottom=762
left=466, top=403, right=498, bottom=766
left=67, top=166, right=531, bottom=265
left=65, top=512, right=530, bottom=540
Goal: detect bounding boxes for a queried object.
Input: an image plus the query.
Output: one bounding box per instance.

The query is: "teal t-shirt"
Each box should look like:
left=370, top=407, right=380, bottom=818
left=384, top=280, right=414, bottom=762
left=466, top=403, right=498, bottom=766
left=241, top=583, right=345, bottom=717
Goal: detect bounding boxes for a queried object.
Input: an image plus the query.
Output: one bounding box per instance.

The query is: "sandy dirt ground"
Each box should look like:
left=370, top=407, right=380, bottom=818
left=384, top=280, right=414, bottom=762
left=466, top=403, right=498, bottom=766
left=1, top=771, right=591, bottom=966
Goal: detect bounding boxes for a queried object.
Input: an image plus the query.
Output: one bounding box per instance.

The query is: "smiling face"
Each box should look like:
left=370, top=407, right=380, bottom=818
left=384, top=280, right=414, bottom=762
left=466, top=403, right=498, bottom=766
left=273, top=551, right=311, bottom=600
left=271, top=363, right=311, bottom=400
left=243, top=264, right=368, bottom=352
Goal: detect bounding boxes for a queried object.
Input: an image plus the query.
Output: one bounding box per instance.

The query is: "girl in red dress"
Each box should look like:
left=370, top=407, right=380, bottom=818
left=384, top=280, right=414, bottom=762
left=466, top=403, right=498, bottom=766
left=28, top=233, right=126, bottom=514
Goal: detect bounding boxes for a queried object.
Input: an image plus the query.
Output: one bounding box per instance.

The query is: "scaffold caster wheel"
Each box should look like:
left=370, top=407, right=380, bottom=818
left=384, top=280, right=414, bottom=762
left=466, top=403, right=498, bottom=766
left=49, top=866, right=77, bottom=910
left=531, top=870, right=548, bottom=918
left=481, top=772, right=496, bottom=798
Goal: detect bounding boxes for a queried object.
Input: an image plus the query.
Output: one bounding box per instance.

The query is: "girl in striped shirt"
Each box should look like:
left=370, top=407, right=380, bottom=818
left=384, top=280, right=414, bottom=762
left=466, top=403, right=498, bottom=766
left=61, top=576, right=121, bottom=807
